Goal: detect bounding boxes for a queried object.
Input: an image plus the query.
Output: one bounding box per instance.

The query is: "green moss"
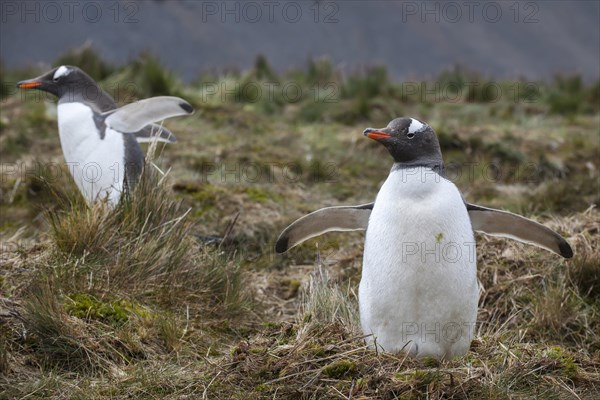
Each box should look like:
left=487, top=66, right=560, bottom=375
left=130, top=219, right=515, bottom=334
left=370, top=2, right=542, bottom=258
left=413, top=370, right=439, bottom=387
left=261, top=321, right=280, bottom=329
left=242, top=187, right=281, bottom=204
left=64, top=293, right=149, bottom=325
left=288, top=279, right=301, bottom=291
left=248, top=346, right=265, bottom=355
left=421, top=357, right=440, bottom=368
left=547, top=346, right=579, bottom=379
left=255, top=383, right=269, bottom=392
left=306, top=344, right=326, bottom=357
left=322, top=359, right=357, bottom=379
left=562, top=358, right=578, bottom=380
left=178, top=183, right=228, bottom=216
left=396, top=369, right=440, bottom=389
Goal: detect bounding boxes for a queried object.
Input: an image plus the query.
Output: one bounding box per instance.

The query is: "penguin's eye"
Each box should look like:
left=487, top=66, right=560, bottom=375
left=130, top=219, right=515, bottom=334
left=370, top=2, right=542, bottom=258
left=407, top=133, right=415, bottom=139
left=53, top=76, right=60, bottom=82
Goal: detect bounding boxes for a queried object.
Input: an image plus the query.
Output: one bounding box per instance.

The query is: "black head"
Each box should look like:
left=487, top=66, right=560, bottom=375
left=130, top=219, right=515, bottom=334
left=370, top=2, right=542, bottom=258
left=363, top=117, right=443, bottom=168
left=16, top=65, right=101, bottom=101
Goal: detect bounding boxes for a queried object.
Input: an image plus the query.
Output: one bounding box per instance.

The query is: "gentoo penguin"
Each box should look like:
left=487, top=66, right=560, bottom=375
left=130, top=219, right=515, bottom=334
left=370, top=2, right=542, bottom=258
left=17, top=66, right=194, bottom=206
left=276, top=117, right=573, bottom=360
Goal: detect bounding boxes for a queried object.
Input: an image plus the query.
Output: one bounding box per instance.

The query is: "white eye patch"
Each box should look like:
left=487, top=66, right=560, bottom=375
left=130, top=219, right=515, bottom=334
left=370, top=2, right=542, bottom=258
left=408, top=118, right=426, bottom=134
left=53, top=65, right=71, bottom=80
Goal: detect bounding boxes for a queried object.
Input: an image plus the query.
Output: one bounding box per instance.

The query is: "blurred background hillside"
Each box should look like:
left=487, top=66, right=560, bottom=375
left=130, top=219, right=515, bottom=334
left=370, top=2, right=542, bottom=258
left=1, top=0, right=599, bottom=82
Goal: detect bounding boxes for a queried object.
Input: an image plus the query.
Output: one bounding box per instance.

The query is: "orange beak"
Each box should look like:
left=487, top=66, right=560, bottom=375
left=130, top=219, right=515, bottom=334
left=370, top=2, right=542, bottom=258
left=17, top=81, right=43, bottom=89
left=366, top=131, right=391, bottom=140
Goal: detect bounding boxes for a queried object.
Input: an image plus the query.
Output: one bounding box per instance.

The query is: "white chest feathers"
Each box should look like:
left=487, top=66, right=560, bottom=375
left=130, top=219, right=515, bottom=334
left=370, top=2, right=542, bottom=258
left=57, top=102, right=126, bottom=206
left=360, top=167, right=479, bottom=359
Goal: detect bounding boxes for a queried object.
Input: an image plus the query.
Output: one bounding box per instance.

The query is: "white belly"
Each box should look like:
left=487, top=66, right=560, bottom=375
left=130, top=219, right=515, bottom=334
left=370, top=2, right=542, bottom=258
left=57, top=103, right=125, bottom=206
left=360, top=167, right=478, bottom=359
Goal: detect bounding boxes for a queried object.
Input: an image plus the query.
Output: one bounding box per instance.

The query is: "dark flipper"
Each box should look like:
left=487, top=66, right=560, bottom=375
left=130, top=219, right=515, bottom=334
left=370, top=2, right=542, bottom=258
left=276, top=203, right=374, bottom=253
left=467, top=203, right=573, bottom=258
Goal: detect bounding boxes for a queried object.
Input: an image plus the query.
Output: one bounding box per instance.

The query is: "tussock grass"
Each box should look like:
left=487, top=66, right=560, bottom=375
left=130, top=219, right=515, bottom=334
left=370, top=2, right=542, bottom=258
left=298, top=261, right=359, bottom=335
left=1, top=159, right=253, bottom=391
left=43, top=164, right=250, bottom=314
left=476, top=209, right=599, bottom=360
left=22, top=277, right=121, bottom=373
left=568, top=243, right=600, bottom=300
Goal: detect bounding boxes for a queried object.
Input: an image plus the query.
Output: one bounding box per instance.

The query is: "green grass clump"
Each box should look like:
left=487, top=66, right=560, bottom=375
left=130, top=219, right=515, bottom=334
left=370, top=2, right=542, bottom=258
left=106, top=52, right=183, bottom=100
left=342, top=66, right=390, bottom=100
left=242, top=186, right=283, bottom=204
left=546, top=74, right=586, bottom=116
left=322, top=359, right=357, bottom=378
left=64, top=293, right=147, bottom=325
left=435, top=65, right=499, bottom=103
left=306, top=57, right=339, bottom=86
left=546, top=346, right=579, bottom=379
left=234, top=55, right=286, bottom=115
